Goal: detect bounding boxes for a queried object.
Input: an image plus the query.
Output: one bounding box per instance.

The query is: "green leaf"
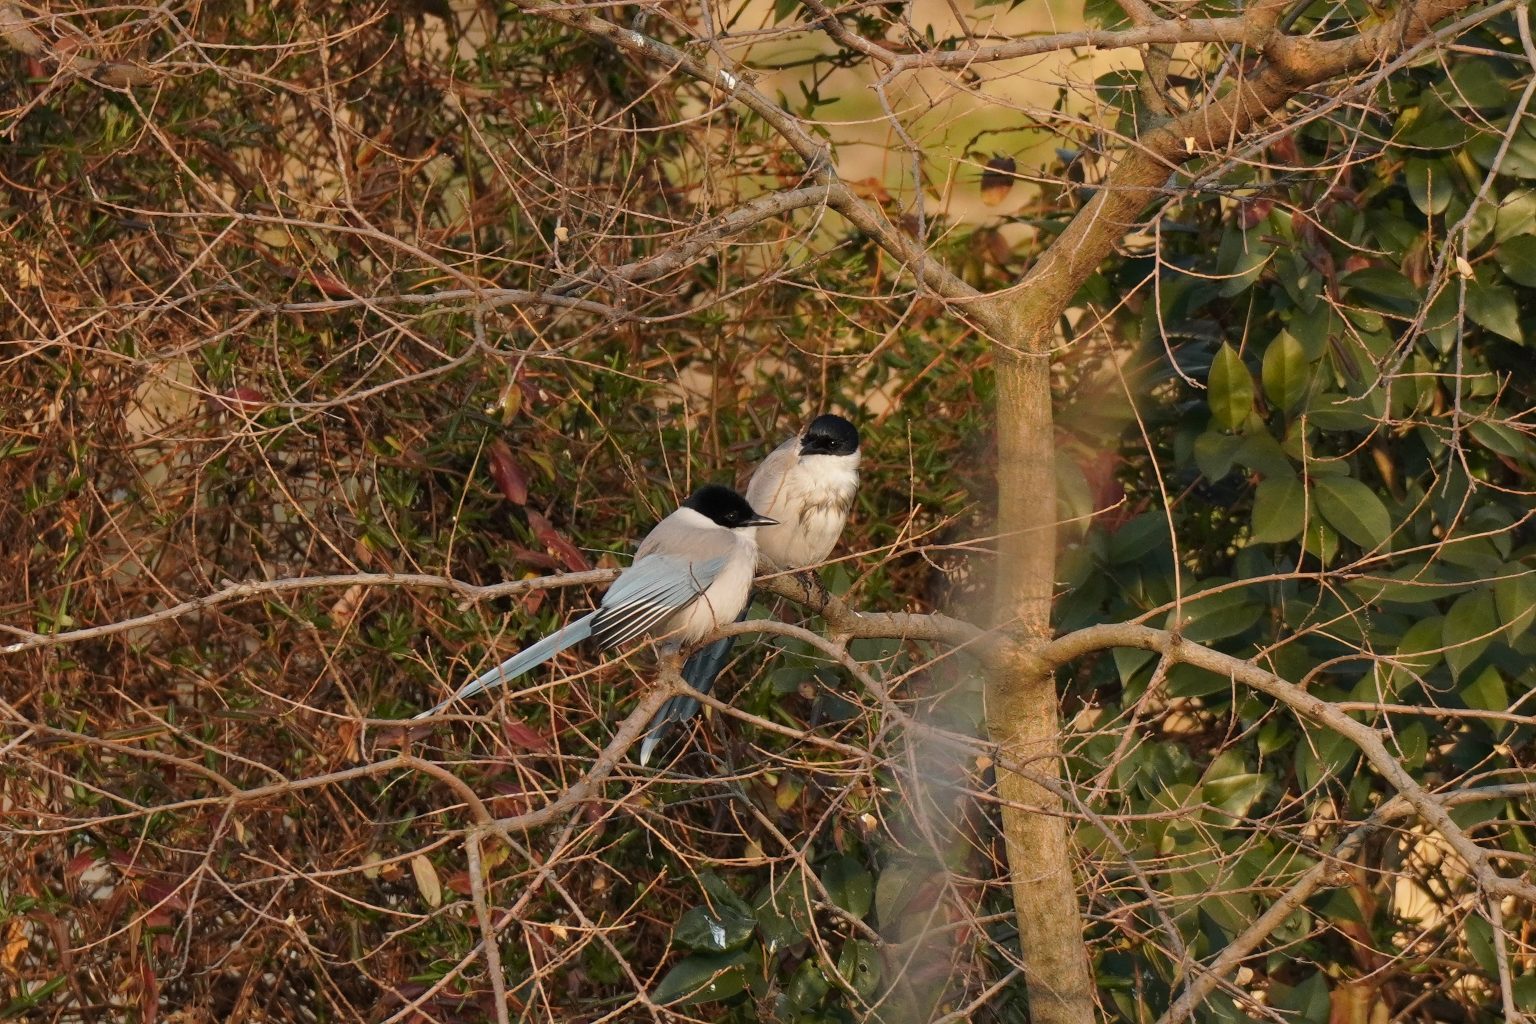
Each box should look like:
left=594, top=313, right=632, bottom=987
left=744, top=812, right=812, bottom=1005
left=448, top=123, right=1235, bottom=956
left=1208, top=344, right=1255, bottom=430
left=1470, top=126, right=1536, bottom=177
left=1203, top=773, right=1268, bottom=819
left=754, top=874, right=812, bottom=953
left=1396, top=721, right=1429, bottom=771
left=836, top=939, right=883, bottom=999
left=1462, top=664, right=1509, bottom=721
left=1082, top=0, right=1132, bottom=27
left=1513, top=971, right=1536, bottom=1011
left=1301, top=516, right=1339, bottom=566
left=699, top=872, right=755, bottom=917
left=1176, top=589, right=1264, bottom=643
left=1113, top=645, right=1157, bottom=685
left=1443, top=589, right=1498, bottom=679
left=874, top=859, right=931, bottom=934
left=1469, top=419, right=1533, bottom=461
left=1308, top=394, right=1373, bottom=432
left=1234, top=432, right=1293, bottom=477
left=1297, top=727, right=1357, bottom=793
left=652, top=950, right=753, bottom=1006
left=1494, top=571, right=1536, bottom=641
left=1344, top=265, right=1422, bottom=315
left=673, top=902, right=756, bottom=954
left=1496, top=189, right=1536, bottom=242
left=1194, top=431, right=1244, bottom=481
left=1107, top=512, right=1171, bottom=564
left=1166, top=661, right=1231, bottom=698
left=1494, top=234, right=1536, bottom=288
left=1219, top=241, right=1274, bottom=297
left=1466, top=916, right=1498, bottom=975
left=1405, top=159, right=1453, bottom=216
left=1271, top=971, right=1332, bottom=1020
left=1251, top=476, right=1306, bottom=543
left=1396, top=97, right=1475, bottom=148
left=1438, top=58, right=1511, bottom=108
left=819, top=854, right=873, bottom=920
left=1288, top=305, right=1344, bottom=360
left=1466, top=278, right=1524, bottom=342
left=1313, top=476, right=1392, bottom=549
left=1261, top=333, right=1309, bottom=412
left=784, top=958, right=830, bottom=1012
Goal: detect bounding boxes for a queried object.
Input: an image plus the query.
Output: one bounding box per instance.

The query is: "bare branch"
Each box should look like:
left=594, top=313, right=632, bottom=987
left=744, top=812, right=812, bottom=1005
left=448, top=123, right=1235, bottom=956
left=1039, top=623, right=1536, bottom=903
left=0, top=2, right=155, bottom=86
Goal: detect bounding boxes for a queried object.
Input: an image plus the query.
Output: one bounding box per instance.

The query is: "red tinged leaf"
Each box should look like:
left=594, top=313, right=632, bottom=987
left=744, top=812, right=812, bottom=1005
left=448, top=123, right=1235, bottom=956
left=306, top=271, right=351, bottom=297
left=526, top=510, right=591, bottom=572
left=376, top=722, right=431, bottom=747
left=139, top=959, right=159, bottom=1024
left=1323, top=184, right=1359, bottom=208
left=849, top=177, right=891, bottom=203
left=1239, top=197, right=1274, bottom=229
left=501, top=716, right=551, bottom=752
left=139, top=879, right=187, bottom=911
left=107, top=849, right=141, bottom=873
left=1342, top=254, right=1373, bottom=275
left=487, top=439, right=528, bottom=505
left=508, top=547, right=563, bottom=571
left=66, top=852, right=101, bottom=878
left=519, top=588, right=548, bottom=616
left=212, top=386, right=266, bottom=413
left=518, top=378, right=542, bottom=410
left=1078, top=451, right=1130, bottom=530
left=1292, top=211, right=1322, bottom=250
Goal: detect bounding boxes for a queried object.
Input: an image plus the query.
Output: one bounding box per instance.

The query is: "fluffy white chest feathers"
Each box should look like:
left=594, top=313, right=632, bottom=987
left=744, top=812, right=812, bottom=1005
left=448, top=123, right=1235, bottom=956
left=748, top=451, right=859, bottom=569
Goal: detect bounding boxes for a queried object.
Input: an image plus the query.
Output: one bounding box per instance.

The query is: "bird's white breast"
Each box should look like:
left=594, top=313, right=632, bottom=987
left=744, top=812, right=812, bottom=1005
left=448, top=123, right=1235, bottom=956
left=752, top=452, right=859, bottom=570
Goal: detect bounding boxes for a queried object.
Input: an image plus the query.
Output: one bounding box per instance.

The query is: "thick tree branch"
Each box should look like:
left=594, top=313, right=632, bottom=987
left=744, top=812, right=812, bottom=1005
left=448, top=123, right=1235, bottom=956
left=2, top=567, right=991, bottom=659
left=802, top=0, right=1275, bottom=68
left=1001, top=0, right=1487, bottom=325
left=755, top=569, right=998, bottom=658
left=1038, top=623, right=1536, bottom=903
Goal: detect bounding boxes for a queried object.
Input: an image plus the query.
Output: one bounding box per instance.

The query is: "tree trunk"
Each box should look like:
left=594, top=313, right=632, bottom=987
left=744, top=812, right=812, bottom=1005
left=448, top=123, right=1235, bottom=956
left=988, top=316, right=1095, bottom=1024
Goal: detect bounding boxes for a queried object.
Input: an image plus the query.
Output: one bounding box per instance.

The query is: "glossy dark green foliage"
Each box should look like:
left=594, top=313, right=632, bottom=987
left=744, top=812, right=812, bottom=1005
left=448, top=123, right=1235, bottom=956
left=1058, top=12, right=1536, bottom=1019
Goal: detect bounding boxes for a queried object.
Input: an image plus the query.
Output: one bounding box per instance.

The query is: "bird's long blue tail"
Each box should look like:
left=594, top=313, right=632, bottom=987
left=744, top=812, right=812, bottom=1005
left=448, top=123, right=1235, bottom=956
left=415, top=613, right=595, bottom=719
left=637, top=606, right=749, bottom=765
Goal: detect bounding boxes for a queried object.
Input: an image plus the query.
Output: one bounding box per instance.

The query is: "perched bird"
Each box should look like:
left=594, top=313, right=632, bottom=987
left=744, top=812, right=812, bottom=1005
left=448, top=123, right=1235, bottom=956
left=639, top=414, right=861, bottom=764
left=416, top=485, right=777, bottom=719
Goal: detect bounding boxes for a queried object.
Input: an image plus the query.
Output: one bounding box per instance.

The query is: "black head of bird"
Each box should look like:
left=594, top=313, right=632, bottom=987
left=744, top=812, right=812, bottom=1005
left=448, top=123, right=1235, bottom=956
left=799, top=414, right=860, bottom=457
left=683, top=484, right=779, bottom=529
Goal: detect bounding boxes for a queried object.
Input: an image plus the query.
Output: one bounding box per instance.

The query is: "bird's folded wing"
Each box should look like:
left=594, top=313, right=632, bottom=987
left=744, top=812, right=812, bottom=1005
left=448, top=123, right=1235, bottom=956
left=590, top=552, right=729, bottom=648
left=744, top=437, right=798, bottom=517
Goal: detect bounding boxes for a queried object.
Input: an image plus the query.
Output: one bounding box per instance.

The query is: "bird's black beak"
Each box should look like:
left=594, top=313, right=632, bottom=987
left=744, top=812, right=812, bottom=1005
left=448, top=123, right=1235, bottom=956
left=744, top=514, right=779, bottom=527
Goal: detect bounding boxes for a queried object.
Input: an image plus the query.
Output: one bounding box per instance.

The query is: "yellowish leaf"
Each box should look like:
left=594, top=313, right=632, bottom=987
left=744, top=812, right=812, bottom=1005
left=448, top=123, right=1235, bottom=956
left=411, top=854, right=443, bottom=908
